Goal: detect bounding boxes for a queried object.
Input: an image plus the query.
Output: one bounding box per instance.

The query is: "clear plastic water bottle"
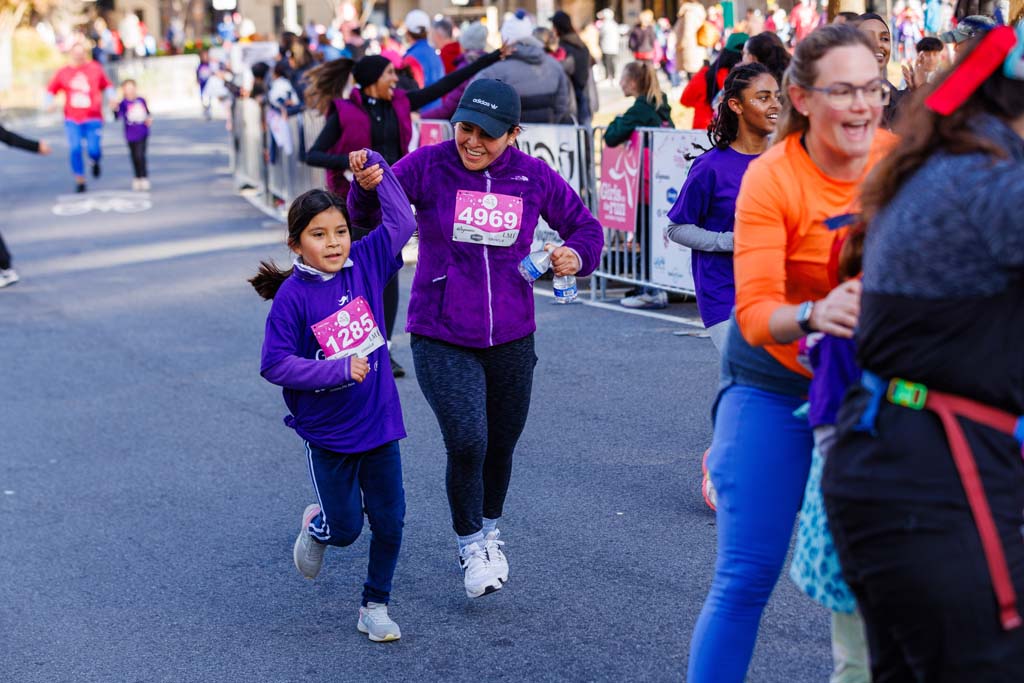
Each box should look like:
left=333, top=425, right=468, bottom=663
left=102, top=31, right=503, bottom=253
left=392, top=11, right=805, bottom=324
left=552, top=274, right=578, bottom=303
left=518, top=249, right=578, bottom=304
left=518, top=249, right=551, bottom=282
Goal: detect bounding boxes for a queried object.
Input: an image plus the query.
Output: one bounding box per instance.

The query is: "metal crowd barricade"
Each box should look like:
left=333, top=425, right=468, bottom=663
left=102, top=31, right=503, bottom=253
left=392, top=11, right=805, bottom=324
left=233, top=98, right=265, bottom=193
left=589, top=126, right=707, bottom=300
left=296, top=110, right=327, bottom=194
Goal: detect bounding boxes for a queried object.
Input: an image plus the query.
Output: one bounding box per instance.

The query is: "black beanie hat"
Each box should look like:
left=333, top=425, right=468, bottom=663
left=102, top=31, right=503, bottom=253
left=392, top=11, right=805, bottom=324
left=354, top=55, right=391, bottom=88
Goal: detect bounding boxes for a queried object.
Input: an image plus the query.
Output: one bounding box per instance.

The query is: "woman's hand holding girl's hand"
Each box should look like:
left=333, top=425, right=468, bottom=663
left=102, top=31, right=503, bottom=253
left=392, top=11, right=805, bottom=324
left=810, top=279, right=862, bottom=339
left=350, top=356, right=370, bottom=383
left=353, top=163, right=384, bottom=191
left=547, top=243, right=581, bottom=277
left=348, top=149, right=369, bottom=172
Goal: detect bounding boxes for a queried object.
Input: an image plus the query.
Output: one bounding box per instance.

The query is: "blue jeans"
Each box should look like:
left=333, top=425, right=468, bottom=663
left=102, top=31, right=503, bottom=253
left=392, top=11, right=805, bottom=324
left=304, top=440, right=405, bottom=605
left=64, top=119, right=103, bottom=177
left=687, top=384, right=814, bottom=682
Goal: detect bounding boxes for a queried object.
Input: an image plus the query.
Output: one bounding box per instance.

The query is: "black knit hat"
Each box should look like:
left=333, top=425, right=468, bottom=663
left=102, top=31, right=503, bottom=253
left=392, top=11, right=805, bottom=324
left=354, top=55, right=391, bottom=88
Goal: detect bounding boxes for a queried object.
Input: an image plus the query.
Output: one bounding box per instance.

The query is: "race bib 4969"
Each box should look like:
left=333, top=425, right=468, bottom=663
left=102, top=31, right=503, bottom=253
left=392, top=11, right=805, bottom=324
left=452, top=190, right=523, bottom=247
left=310, top=296, right=385, bottom=360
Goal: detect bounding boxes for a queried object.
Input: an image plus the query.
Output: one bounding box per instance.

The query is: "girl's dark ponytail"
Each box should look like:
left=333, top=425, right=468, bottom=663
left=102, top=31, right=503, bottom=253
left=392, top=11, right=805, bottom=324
left=249, top=188, right=350, bottom=300
left=249, top=261, right=293, bottom=300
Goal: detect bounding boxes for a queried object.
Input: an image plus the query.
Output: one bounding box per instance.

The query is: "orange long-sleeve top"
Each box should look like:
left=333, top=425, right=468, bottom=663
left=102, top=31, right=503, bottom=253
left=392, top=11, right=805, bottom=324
left=733, top=130, right=896, bottom=376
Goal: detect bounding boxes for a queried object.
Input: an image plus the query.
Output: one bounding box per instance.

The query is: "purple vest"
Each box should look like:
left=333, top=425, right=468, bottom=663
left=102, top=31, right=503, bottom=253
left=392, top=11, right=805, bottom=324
left=325, top=88, right=413, bottom=199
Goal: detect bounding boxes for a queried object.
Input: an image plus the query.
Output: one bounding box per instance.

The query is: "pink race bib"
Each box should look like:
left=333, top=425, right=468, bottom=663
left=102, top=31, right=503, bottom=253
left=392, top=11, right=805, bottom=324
left=452, top=190, right=523, bottom=247
left=310, top=296, right=385, bottom=360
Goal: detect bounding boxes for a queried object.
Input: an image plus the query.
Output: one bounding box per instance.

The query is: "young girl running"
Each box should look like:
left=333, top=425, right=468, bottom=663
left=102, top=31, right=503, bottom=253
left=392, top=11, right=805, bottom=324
left=667, top=62, right=780, bottom=511
left=250, top=149, right=416, bottom=642
left=112, top=79, right=152, bottom=191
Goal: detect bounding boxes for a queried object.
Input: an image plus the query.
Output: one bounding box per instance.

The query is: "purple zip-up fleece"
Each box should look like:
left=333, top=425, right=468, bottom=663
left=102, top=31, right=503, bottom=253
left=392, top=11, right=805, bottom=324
left=260, top=151, right=416, bottom=453
left=348, top=139, right=604, bottom=348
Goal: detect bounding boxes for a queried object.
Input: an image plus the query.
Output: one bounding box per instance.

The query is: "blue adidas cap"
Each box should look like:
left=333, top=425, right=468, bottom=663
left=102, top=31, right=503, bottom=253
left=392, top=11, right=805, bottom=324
left=451, top=79, right=521, bottom=138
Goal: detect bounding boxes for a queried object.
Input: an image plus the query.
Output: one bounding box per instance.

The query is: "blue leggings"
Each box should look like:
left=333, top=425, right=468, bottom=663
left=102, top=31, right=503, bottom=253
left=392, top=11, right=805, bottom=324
left=64, top=120, right=103, bottom=177
left=687, top=384, right=813, bottom=682
left=305, top=440, right=405, bottom=606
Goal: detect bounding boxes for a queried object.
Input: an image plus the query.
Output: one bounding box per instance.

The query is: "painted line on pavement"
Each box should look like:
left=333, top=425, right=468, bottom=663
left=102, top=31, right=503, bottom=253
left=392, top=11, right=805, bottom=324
left=534, top=288, right=706, bottom=329
left=31, top=231, right=285, bottom=276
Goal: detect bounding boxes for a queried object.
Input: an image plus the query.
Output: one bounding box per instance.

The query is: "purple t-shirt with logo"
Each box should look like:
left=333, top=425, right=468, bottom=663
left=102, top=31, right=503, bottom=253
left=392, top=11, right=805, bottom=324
left=115, top=97, right=150, bottom=142
left=667, top=146, right=757, bottom=327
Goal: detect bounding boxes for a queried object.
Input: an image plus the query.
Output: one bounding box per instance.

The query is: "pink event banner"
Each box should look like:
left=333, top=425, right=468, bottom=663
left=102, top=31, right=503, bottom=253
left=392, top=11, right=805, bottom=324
left=417, top=121, right=450, bottom=149
left=597, top=131, right=642, bottom=233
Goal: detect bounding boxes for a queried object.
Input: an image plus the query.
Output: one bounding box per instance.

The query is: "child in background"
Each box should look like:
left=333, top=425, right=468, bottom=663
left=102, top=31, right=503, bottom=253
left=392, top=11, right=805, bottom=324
left=112, top=79, right=152, bottom=191
left=250, top=150, right=416, bottom=642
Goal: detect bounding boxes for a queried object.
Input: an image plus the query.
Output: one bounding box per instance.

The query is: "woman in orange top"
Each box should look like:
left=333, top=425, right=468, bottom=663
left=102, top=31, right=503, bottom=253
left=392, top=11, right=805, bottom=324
left=686, top=24, right=896, bottom=683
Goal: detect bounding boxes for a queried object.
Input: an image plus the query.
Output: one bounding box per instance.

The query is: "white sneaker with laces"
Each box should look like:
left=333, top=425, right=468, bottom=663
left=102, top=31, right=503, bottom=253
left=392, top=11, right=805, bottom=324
left=293, top=503, right=326, bottom=579
left=483, top=530, right=508, bottom=584
left=619, top=290, right=669, bottom=309
left=0, top=269, right=19, bottom=288
left=460, top=541, right=503, bottom=598
left=357, top=602, right=401, bottom=642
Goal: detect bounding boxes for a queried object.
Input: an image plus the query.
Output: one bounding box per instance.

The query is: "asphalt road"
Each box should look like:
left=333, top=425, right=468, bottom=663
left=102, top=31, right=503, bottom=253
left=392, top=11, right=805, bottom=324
left=1, top=110, right=830, bottom=682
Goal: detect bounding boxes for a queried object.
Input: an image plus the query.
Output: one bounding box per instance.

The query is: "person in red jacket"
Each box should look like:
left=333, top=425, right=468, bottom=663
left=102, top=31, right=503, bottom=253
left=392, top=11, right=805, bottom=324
left=680, top=32, right=747, bottom=130
left=46, top=43, right=112, bottom=193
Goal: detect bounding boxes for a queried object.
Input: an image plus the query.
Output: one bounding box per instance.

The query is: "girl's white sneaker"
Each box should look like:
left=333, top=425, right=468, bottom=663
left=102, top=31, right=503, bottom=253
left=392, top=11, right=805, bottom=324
left=357, top=602, right=401, bottom=642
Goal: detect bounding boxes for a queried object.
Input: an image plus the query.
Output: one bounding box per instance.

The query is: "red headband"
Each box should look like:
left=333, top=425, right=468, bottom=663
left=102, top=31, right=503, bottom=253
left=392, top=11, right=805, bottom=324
left=925, top=25, right=1018, bottom=115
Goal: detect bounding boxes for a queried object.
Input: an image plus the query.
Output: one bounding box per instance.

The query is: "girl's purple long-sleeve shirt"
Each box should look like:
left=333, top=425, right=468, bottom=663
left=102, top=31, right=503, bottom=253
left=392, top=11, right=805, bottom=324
left=115, top=97, right=150, bottom=142
left=260, top=150, right=416, bottom=452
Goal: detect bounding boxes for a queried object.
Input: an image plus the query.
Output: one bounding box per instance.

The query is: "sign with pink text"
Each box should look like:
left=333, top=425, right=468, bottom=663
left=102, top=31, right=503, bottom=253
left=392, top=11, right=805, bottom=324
left=310, top=297, right=385, bottom=360
left=597, top=131, right=642, bottom=233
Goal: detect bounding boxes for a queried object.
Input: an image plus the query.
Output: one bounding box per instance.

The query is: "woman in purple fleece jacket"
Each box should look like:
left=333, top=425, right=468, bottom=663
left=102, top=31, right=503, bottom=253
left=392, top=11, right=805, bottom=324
left=250, top=150, right=416, bottom=643
left=348, top=79, right=604, bottom=601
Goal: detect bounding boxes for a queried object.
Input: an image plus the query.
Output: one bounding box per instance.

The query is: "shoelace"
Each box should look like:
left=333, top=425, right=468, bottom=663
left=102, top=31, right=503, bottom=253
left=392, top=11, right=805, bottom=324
left=364, top=606, right=393, bottom=627
left=461, top=544, right=488, bottom=571
left=484, top=537, right=505, bottom=562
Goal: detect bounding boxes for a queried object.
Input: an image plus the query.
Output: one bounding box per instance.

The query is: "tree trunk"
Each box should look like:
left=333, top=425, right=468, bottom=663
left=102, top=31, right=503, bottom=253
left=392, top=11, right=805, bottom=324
left=0, top=2, right=27, bottom=93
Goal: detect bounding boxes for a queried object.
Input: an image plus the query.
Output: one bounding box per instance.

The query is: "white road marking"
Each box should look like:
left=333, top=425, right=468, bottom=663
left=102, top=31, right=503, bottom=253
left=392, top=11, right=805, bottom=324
left=30, top=231, right=285, bottom=276
left=534, top=287, right=706, bottom=329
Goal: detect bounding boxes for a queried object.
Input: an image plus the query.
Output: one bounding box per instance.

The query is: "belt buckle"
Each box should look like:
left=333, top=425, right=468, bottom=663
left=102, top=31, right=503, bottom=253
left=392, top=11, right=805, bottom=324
left=887, top=378, right=928, bottom=410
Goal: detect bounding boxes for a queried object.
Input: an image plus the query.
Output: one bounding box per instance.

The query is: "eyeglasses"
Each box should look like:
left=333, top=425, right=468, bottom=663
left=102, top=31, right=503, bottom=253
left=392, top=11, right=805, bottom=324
left=801, top=79, right=892, bottom=109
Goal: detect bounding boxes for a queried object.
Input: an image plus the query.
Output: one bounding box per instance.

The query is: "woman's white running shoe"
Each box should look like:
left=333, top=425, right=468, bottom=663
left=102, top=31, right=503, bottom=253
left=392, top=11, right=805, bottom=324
left=460, top=541, right=503, bottom=598
left=483, top=530, right=508, bottom=584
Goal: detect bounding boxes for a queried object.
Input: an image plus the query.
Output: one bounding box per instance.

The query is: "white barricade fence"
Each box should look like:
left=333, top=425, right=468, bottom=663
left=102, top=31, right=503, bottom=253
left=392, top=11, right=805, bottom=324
left=297, top=110, right=328, bottom=195
left=513, top=124, right=594, bottom=252
left=590, top=126, right=710, bottom=298
left=645, top=128, right=708, bottom=295
left=234, top=98, right=265, bottom=192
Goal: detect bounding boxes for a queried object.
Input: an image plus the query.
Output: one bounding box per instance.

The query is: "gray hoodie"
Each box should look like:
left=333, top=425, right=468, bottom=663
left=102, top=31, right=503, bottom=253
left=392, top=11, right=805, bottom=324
left=472, top=37, right=573, bottom=125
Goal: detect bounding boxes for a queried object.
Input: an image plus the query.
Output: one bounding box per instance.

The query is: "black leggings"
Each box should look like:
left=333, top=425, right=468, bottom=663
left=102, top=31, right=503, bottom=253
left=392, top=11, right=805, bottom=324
left=351, top=225, right=399, bottom=341
left=411, top=333, right=537, bottom=536
left=129, top=138, right=148, bottom=178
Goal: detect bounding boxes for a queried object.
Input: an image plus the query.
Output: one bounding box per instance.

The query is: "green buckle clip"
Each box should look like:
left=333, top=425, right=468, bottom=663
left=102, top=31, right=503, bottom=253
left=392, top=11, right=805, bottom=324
left=887, top=378, right=928, bottom=410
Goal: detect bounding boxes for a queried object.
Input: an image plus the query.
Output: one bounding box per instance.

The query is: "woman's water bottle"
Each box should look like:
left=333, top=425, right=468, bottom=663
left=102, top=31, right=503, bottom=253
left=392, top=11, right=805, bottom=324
left=552, top=273, right=578, bottom=304
left=518, top=249, right=551, bottom=282
left=518, top=249, right=578, bottom=304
